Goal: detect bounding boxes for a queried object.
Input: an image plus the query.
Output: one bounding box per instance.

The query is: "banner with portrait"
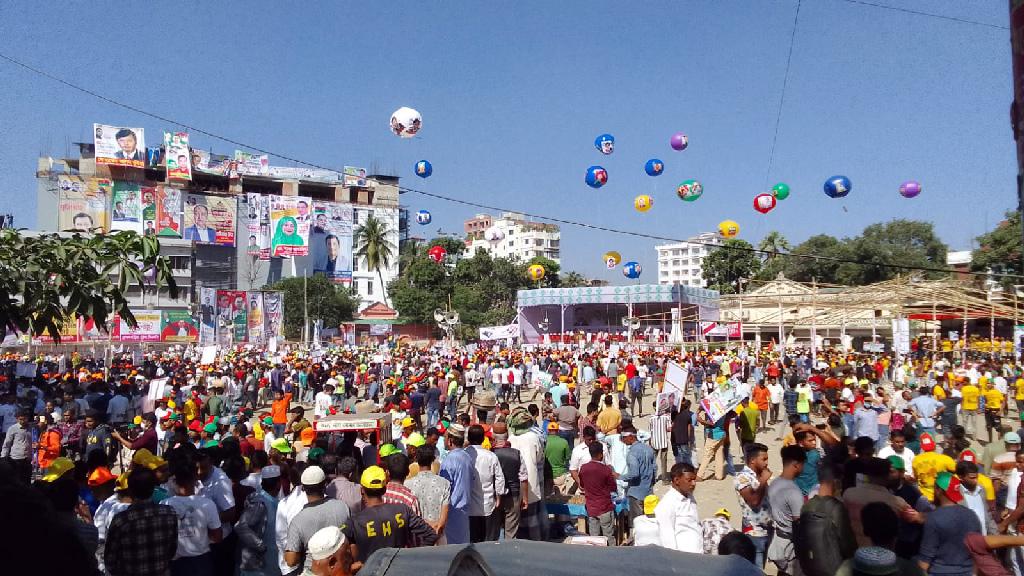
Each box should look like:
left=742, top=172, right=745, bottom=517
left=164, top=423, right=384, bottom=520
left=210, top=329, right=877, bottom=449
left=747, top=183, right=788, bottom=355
left=247, top=292, right=265, bottom=344
left=57, top=176, right=110, bottom=233
left=31, top=316, right=81, bottom=344
left=308, top=201, right=353, bottom=284
left=244, top=193, right=271, bottom=259
left=184, top=194, right=236, bottom=246
left=269, top=195, right=311, bottom=257
left=94, top=124, right=146, bottom=168
left=343, top=166, right=367, bottom=187
left=199, top=287, right=217, bottom=344
left=79, top=316, right=114, bottom=341
left=235, top=151, right=269, bottom=176
left=164, top=132, right=192, bottom=181
left=141, top=185, right=183, bottom=238
left=217, top=289, right=248, bottom=343
left=118, top=310, right=162, bottom=342
left=264, top=291, right=284, bottom=341
left=161, top=310, right=198, bottom=342
left=110, top=181, right=144, bottom=233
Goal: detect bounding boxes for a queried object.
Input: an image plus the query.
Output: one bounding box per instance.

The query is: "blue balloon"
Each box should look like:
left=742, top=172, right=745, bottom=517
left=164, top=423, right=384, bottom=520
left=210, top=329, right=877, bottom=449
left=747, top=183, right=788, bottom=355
left=622, top=261, right=642, bottom=279
left=416, top=210, right=431, bottom=225
left=644, top=159, right=664, bottom=177
left=585, top=166, right=608, bottom=189
left=415, top=160, right=433, bottom=178
left=594, top=134, right=615, bottom=155
left=823, top=175, right=851, bottom=198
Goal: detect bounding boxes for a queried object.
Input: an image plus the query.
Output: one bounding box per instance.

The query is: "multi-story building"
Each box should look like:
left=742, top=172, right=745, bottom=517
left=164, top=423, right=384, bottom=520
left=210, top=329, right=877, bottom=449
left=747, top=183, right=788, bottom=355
left=655, top=232, right=722, bottom=287
left=463, top=212, right=560, bottom=263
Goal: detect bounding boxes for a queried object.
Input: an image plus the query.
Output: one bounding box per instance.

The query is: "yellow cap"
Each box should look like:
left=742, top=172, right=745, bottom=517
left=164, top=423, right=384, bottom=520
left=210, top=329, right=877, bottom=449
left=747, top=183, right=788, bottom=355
left=133, top=415, right=143, bottom=426
left=42, top=457, right=75, bottom=482
left=643, top=494, right=659, bottom=516
left=115, top=472, right=130, bottom=492
left=715, top=507, right=731, bottom=520
left=360, top=465, right=387, bottom=489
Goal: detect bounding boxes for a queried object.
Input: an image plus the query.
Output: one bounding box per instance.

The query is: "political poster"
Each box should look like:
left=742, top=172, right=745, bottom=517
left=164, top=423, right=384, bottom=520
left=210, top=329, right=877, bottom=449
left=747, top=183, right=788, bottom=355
left=244, top=193, right=271, bottom=259
left=199, top=287, right=217, bottom=344
left=94, top=124, right=146, bottom=168
left=309, top=201, right=353, bottom=283
left=164, top=132, right=192, bottom=181
left=184, top=194, right=236, bottom=246
left=235, top=151, right=269, bottom=176
left=141, top=185, right=183, bottom=238
left=58, top=176, right=110, bottom=233
left=31, top=316, right=81, bottom=344
left=110, top=181, right=144, bottom=233
left=343, top=166, right=368, bottom=187
left=264, top=292, right=284, bottom=341
left=269, top=195, right=311, bottom=257
left=699, top=385, right=745, bottom=424
left=664, top=361, right=688, bottom=400
left=217, top=289, right=248, bottom=343
left=247, top=292, right=264, bottom=344
left=192, top=150, right=235, bottom=176
left=118, top=310, right=162, bottom=342
left=161, top=310, right=198, bottom=342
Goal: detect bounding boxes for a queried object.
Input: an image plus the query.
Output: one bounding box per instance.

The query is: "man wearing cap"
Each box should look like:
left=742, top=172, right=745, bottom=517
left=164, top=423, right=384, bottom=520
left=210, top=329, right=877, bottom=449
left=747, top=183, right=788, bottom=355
left=284, top=465, right=352, bottom=574
left=544, top=421, right=571, bottom=495
left=112, top=412, right=159, bottom=455
left=237, top=464, right=281, bottom=576
left=918, top=471, right=982, bottom=575
left=439, top=423, right=472, bottom=544
left=465, top=424, right=507, bottom=542
left=304, top=525, right=353, bottom=576
left=93, top=467, right=131, bottom=574
left=911, top=432, right=956, bottom=503
left=105, top=467, right=179, bottom=576
left=620, top=423, right=655, bottom=525
left=632, top=494, right=660, bottom=546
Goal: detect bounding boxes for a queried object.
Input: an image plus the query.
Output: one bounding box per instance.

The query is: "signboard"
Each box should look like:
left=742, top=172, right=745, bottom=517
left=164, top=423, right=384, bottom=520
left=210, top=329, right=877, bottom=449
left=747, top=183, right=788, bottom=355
left=308, top=201, right=353, bottom=283
left=32, top=316, right=80, bottom=344
left=479, top=323, right=519, bottom=340
left=892, top=317, right=911, bottom=356
left=118, top=310, right=162, bottom=342
left=235, top=150, right=269, bottom=176
left=161, top=311, right=198, bottom=342
left=244, top=193, right=271, bottom=260
left=862, top=342, right=885, bottom=353
left=192, top=150, right=233, bottom=176
left=199, top=345, right=218, bottom=365
left=247, top=292, right=264, bottom=344
left=184, top=194, right=236, bottom=246
left=94, top=124, right=146, bottom=168
left=164, top=132, right=192, bottom=181
left=664, top=361, right=688, bottom=399
left=217, top=290, right=248, bottom=343
left=343, top=166, right=367, bottom=187
left=141, top=185, right=183, bottom=238
left=369, top=324, right=391, bottom=336
left=270, top=195, right=312, bottom=256
left=264, top=292, right=284, bottom=341
left=199, top=287, right=217, bottom=344
left=699, top=385, right=744, bottom=423
left=58, top=176, right=109, bottom=233
left=110, top=181, right=144, bottom=233
left=700, top=321, right=742, bottom=338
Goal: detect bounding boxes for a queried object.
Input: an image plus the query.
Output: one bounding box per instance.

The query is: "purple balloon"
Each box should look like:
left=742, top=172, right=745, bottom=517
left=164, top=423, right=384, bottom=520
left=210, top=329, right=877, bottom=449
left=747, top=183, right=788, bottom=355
left=670, top=132, right=688, bottom=151
left=899, top=180, right=921, bottom=198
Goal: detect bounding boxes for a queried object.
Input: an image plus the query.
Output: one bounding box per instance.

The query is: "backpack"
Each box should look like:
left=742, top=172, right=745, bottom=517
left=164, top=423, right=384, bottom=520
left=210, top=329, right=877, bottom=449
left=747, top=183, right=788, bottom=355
left=793, top=496, right=856, bottom=576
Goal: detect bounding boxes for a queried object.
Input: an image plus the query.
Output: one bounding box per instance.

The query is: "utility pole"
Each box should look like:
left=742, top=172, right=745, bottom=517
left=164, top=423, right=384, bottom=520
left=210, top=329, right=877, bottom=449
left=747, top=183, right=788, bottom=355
left=810, top=278, right=817, bottom=361
left=303, top=271, right=309, bottom=346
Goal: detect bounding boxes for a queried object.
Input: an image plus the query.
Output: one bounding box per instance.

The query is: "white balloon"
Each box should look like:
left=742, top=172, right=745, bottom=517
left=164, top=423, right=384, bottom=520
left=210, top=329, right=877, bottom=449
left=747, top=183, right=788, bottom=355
left=484, top=227, right=505, bottom=242
left=390, top=107, right=422, bottom=138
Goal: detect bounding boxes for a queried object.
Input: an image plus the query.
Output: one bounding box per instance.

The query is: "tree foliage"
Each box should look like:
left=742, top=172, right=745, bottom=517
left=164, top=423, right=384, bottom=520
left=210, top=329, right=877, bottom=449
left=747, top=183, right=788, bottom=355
left=0, top=230, right=177, bottom=342
left=972, top=210, right=1022, bottom=290
left=354, top=215, right=396, bottom=305
left=702, top=239, right=762, bottom=294
left=264, top=275, right=359, bottom=340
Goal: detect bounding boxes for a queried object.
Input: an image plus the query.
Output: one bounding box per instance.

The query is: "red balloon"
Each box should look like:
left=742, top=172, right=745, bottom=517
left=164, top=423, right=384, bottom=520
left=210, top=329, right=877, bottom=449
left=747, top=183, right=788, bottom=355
left=753, top=193, right=777, bottom=214
left=428, top=245, right=447, bottom=263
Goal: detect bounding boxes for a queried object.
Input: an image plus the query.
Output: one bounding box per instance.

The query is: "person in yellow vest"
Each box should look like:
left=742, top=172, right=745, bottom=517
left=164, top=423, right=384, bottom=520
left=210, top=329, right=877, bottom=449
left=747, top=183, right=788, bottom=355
left=984, top=385, right=1006, bottom=444
left=1015, top=374, right=1024, bottom=415
left=961, top=379, right=982, bottom=439
left=912, top=433, right=956, bottom=502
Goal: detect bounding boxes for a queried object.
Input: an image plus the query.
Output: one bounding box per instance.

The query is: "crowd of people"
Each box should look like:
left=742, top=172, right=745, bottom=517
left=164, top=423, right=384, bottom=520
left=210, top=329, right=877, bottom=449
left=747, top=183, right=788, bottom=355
left=3, top=342, right=1024, bottom=575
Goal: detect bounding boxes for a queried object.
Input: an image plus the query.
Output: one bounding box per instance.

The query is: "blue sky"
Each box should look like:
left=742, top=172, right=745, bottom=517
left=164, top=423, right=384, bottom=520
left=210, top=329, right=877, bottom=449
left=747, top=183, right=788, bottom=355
left=0, top=1, right=1012, bottom=282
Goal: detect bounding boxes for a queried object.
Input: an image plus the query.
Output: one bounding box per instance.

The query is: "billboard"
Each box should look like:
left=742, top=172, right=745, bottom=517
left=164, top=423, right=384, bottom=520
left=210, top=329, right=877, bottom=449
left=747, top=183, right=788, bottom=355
left=343, top=166, right=367, bottom=187
left=235, top=151, right=269, bottom=176
left=264, top=291, right=284, bottom=341
left=184, top=194, right=236, bottom=246
left=164, top=132, right=192, bottom=181
left=31, top=316, right=80, bottom=344
left=217, top=289, right=248, bottom=342
left=192, top=150, right=234, bottom=176
left=244, top=193, right=271, bottom=259
left=199, top=287, right=217, bottom=344
left=58, top=176, right=110, bottom=233
left=141, top=185, right=184, bottom=238
left=110, top=181, right=144, bottom=233
left=161, top=310, right=198, bottom=342
left=309, top=201, right=353, bottom=284
left=247, top=292, right=265, bottom=344
left=94, top=124, right=146, bottom=168
left=269, top=195, right=311, bottom=257
left=118, top=310, right=162, bottom=342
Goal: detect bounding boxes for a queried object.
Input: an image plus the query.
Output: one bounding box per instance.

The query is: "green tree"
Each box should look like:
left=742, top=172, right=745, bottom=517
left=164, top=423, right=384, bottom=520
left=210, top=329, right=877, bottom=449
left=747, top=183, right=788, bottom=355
left=264, top=275, right=359, bottom=340
left=702, top=239, right=761, bottom=294
left=354, top=215, right=397, bottom=305
left=772, top=234, right=848, bottom=283
left=758, top=231, right=791, bottom=259
left=527, top=256, right=561, bottom=287
left=837, top=219, right=947, bottom=285
left=972, top=210, right=1022, bottom=289
left=0, top=230, right=177, bottom=342
left=560, top=271, right=591, bottom=287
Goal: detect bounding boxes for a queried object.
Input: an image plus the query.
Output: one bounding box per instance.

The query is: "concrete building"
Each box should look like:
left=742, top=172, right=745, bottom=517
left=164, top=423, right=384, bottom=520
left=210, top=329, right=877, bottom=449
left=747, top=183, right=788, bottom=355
left=655, top=232, right=721, bottom=287
left=463, top=212, right=560, bottom=263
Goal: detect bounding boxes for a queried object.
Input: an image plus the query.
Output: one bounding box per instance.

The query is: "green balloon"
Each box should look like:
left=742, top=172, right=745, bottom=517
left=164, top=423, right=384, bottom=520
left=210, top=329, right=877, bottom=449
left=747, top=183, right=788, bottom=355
left=772, top=182, right=790, bottom=200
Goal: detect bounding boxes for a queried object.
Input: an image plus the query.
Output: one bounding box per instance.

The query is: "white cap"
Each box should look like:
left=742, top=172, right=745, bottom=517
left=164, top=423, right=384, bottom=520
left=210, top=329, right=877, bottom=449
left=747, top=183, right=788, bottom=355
left=260, top=465, right=281, bottom=480
left=308, top=525, right=347, bottom=560
left=301, top=465, right=326, bottom=486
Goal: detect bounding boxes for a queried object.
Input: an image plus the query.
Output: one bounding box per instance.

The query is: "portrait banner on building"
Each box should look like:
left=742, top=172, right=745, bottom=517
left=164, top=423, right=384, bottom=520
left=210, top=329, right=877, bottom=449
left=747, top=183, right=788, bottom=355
left=110, top=181, right=144, bottom=233
left=264, top=291, right=284, bottom=341
left=161, top=310, right=198, bottom=342
left=245, top=193, right=271, bottom=259
left=343, top=166, right=367, bottom=187
left=58, top=176, right=110, bottom=233
left=94, top=124, right=146, bottom=168
left=142, top=185, right=184, bottom=238
left=118, top=310, right=162, bottom=342
left=247, top=292, right=264, bottom=344
left=235, top=151, right=269, bottom=176
left=310, top=201, right=353, bottom=284
left=199, top=287, right=217, bottom=344
left=270, top=195, right=311, bottom=257
left=184, top=193, right=236, bottom=246
left=31, top=316, right=80, bottom=344
left=164, top=132, right=193, bottom=181
left=217, top=290, right=248, bottom=343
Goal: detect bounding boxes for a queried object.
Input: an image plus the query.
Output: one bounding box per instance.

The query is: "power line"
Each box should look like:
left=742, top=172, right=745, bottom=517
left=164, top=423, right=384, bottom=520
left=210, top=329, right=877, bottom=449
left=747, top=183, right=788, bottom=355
left=764, top=0, right=802, bottom=188
left=835, top=0, right=1008, bottom=30
left=1, top=49, right=1021, bottom=282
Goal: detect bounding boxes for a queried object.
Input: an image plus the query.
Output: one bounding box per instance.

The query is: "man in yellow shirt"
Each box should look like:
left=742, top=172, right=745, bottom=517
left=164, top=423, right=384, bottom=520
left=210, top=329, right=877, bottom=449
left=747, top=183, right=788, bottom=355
left=984, top=387, right=1006, bottom=443
left=961, top=381, right=981, bottom=439
left=912, top=433, right=956, bottom=502
left=1015, top=376, right=1024, bottom=414
left=596, top=394, right=621, bottom=434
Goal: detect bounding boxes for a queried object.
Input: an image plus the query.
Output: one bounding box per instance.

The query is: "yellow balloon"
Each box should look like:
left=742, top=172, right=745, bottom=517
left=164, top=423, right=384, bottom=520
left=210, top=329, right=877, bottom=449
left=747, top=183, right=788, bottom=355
left=528, top=264, right=545, bottom=281
left=634, top=194, right=653, bottom=212
left=718, top=219, right=740, bottom=238
left=603, top=251, right=621, bottom=269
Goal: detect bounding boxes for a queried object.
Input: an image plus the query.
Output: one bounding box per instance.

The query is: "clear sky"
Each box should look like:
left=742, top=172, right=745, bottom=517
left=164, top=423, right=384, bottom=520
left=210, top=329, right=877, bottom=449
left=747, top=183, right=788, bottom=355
left=0, top=1, right=1013, bottom=282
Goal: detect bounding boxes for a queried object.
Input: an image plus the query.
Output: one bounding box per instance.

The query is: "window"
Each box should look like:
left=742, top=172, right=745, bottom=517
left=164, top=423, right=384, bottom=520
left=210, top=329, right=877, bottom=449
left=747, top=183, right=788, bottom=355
left=367, top=279, right=373, bottom=295
left=535, top=239, right=543, bottom=246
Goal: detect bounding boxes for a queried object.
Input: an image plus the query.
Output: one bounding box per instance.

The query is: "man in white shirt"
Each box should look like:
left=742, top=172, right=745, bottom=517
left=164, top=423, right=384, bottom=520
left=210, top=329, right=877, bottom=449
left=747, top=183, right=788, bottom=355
left=509, top=363, right=524, bottom=403
left=767, top=380, right=784, bottom=424
left=876, top=430, right=915, bottom=482
left=106, top=387, right=130, bottom=427
left=161, top=463, right=223, bottom=571
left=314, top=384, right=334, bottom=420
left=654, top=462, right=701, bottom=553
left=466, top=424, right=506, bottom=542
left=569, top=427, right=597, bottom=492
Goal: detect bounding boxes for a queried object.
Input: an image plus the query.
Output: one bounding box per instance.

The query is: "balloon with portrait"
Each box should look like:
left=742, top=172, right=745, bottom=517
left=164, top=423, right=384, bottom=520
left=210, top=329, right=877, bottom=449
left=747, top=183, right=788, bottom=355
left=634, top=195, right=653, bottom=213
left=670, top=133, right=688, bottom=151
left=824, top=175, right=852, bottom=199
left=416, top=210, right=432, bottom=225
left=771, top=183, right=790, bottom=200
left=594, top=134, right=615, bottom=155
left=644, top=159, right=664, bottom=177
left=622, top=261, right=642, bottom=279
left=528, top=264, right=546, bottom=281
left=753, top=193, right=777, bottom=214
left=585, top=166, right=609, bottom=189
left=603, top=251, right=621, bottom=269
left=428, top=245, right=447, bottom=264
left=390, top=107, right=422, bottom=138
left=676, top=179, right=703, bottom=202
left=718, top=220, right=740, bottom=238
left=415, top=160, right=432, bottom=178
left=899, top=180, right=921, bottom=199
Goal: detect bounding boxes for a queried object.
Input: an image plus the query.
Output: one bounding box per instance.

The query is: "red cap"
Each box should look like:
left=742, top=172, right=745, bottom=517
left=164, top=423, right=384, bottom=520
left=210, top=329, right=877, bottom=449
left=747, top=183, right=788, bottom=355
left=935, top=472, right=963, bottom=504
left=188, top=420, right=202, bottom=432
left=959, top=449, right=978, bottom=463
left=919, top=433, right=936, bottom=452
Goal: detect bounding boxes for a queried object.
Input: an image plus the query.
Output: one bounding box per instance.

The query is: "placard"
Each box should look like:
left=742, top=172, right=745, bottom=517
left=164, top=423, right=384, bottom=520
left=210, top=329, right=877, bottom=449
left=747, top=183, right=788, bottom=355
left=94, top=123, right=146, bottom=168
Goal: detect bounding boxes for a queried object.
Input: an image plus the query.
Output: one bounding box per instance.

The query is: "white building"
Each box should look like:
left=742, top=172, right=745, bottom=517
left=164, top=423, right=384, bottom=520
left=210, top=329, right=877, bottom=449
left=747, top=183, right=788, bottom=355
left=655, top=232, right=721, bottom=287
left=464, top=212, right=560, bottom=263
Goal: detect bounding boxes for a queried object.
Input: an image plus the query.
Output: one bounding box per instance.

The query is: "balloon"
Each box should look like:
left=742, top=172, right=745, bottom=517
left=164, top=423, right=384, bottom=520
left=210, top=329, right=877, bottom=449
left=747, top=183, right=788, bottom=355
left=670, top=132, right=689, bottom=151
left=528, top=264, right=546, bottom=281
left=427, top=245, right=447, bottom=264
left=622, top=261, right=642, bottom=279
left=415, top=160, right=433, bottom=178
left=644, top=159, right=664, bottom=176
left=634, top=194, right=653, bottom=213
left=603, top=251, right=622, bottom=269
left=676, top=179, right=703, bottom=202
left=594, top=134, right=615, bottom=155
left=390, top=107, right=422, bottom=138
left=718, top=220, right=740, bottom=238
left=771, top=182, right=790, bottom=200
left=824, top=175, right=852, bottom=199
left=899, top=180, right=921, bottom=198
left=484, top=227, right=505, bottom=242
left=585, top=166, right=608, bottom=188
left=753, top=193, right=777, bottom=214
left=416, top=210, right=432, bottom=225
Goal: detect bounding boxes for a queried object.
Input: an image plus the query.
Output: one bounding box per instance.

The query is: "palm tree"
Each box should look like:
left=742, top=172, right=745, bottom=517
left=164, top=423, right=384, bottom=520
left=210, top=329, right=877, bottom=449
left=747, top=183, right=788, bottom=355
left=758, top=231, right=791, bottom=260
left=353, top=215, right=396, bottom=306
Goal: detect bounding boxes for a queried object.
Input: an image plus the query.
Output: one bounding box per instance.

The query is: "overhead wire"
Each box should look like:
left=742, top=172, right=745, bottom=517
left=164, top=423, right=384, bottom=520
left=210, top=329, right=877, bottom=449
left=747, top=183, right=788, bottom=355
left=835, top=0, right=1008, bottom=30
left=764, top=0, right=802, bottom=189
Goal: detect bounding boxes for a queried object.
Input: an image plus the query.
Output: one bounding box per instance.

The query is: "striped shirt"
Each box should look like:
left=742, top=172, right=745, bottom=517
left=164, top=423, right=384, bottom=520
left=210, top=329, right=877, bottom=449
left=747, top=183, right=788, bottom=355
left=384, top=481, right=421, bottom=516
left=648, top=413, right=672, bottom=450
